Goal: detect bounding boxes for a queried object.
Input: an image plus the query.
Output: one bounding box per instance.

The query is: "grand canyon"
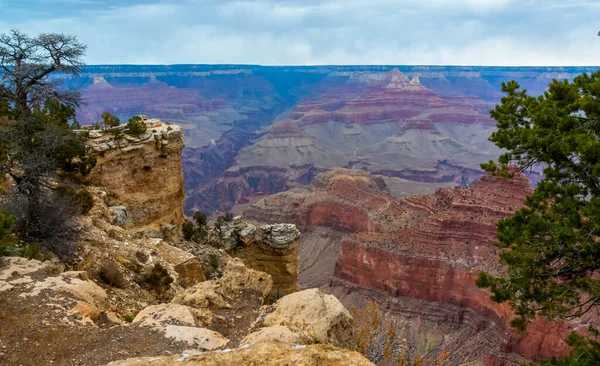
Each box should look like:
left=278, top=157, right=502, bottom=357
left=49, top=64, right=595, bottom=364
left=66, top=65, right=594, bottom=216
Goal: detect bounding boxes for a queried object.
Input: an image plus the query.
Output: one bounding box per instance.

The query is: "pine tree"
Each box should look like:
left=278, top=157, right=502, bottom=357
left=477, top=70, right=600, bottom=363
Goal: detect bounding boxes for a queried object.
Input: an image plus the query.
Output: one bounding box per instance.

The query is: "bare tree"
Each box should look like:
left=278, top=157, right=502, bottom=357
left=0, top=30, right=90, bottom=259
left=0, top=29, right=86, bottom=119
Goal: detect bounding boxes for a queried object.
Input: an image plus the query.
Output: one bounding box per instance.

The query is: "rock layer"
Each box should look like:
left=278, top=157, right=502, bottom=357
left=207, top=217, right=301, bottom=297
left=85, top=117, right=185, bottom=229
left=240, top=169, right=581, bottom=364
left=109, top=341, right=374, bottom=366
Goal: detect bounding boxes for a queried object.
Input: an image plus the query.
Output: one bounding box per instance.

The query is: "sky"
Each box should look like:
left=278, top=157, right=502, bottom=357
left=0, top=0, right=599, bottom=66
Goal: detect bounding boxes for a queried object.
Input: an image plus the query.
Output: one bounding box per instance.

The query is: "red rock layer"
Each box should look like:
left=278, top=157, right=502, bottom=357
left=243, top=169, right=583, bottom=363
left=289, top=69, right=493, bottom=127
left=335, top=241, right=572, bottom=362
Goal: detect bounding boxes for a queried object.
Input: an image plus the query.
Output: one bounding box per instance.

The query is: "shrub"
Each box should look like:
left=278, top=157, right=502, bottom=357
left=122, top=313, right=137, bottom=323
left=3, top=191, right=79, bottom=259
left=73, top=189, right=94, bottom=214
left=109, top=127, right=124, bottom=140
left=99, top=263, right=125, bottom=288
left=0, top=210, right=16, bottom=257
left=143, top=263, right=173, bottom=295
left=57, top=187, right=95, bottom=215
left=101, top=111, right=120, bottom=129
left=182, top=220, right=195, bottom=241
left=126, top=116, right=147, bottom=137
left=0, top=210, right=14, bottom=240
left=193, top=211, right=207, bottom=231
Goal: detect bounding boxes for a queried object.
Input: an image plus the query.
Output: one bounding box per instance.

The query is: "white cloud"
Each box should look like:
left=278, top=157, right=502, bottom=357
left=0, top=0, right=598, bottom=65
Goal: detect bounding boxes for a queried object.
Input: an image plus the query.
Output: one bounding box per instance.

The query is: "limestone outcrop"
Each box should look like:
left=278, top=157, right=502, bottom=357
left=84, top=117, right=185, bottom=229
left=172, top=258, right=273, bottom=310
left=207, top=217, right=300, bottom=298
left=76, top=187, right=206, bottom=314
left=253, top=288, right=354, bottom=347
left=109, top=341, right=374, bottom=366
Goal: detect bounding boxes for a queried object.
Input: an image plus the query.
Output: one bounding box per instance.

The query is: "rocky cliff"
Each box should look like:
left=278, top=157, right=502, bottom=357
left=0, top=118, right=372, bottom=365
left=191, top=69, right=503, bottom=215
left=240, top=169, right=583, bottom=365
left=84, top=117, right=186, bottom=230
left=205, top=217, right=301, bottom=298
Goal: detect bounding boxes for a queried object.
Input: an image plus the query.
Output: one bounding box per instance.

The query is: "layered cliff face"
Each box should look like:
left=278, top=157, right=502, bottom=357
left=65, top=65, right=595, bottom=216
left=205, top=217, right=301, bottom=298
left=240, top=169, right=582, bottom=364
left=193, top=69, right=503, bottom=215
left=84, top=117, right=185, bottom=229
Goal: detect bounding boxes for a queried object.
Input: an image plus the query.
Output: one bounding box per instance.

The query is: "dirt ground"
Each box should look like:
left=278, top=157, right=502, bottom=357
left=0, top=291, right=190, bottom=366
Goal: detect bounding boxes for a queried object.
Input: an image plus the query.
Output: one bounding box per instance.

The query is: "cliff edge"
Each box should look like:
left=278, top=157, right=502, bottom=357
left=83, top=116, right=185, bottom=230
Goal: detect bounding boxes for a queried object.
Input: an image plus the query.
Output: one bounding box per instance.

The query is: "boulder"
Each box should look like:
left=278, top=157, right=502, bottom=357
left=109, top=205, right=128, bottom=227
left=174, top=258, right=206, bottom=288
left=172, top=258, right=272, bottom=310
left=164, top=325, right=229, bottom=350
left=208, top=218, right=299, bottom=298
left=1, top=259, right=111, bottom=325
left=89, top=130, right=104, bottom=139
left=218, top=258, right=273, bottom=300
left=241, top=325, right=302, bottom=345
left=133, top=303, right=210, bottom=329
left=108, top=341, right=374, bottom=366
left=261, top=288, right=353, bottom=347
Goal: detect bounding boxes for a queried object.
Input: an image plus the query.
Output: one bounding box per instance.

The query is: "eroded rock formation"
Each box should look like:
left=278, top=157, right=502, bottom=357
left=192, top=69, right=503, bottom=215
left=85, top=117, right=186, bottom=229
left=110, top=341, right=374, bottom=366
left=240, top=169, right=583, bottom=364
left=206, top=217, right=300, bottom=297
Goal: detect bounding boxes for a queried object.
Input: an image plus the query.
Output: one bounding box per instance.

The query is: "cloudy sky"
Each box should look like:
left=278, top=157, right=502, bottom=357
left=0, top=0, right=599, bottom=66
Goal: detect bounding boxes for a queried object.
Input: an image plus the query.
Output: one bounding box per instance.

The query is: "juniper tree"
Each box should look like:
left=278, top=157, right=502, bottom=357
left=476, top=70, right=600, bottom=363
left=0, top=29, right=86, bottom=119
left=101, top=111, right=120, bottom=129
left=0, top=30, right=93, bottom=258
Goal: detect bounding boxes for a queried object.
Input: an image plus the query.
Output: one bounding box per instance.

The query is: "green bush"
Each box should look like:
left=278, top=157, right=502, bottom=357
left=0, top=210, right=16, bottom=257
left=109, top=127, right=124, bottom=140
left=193, top=211, right=207, bottom=231
left=101, top=111, right=120, bottom=129
left=126, top=116, right=147, bottom=137
left=57, top=187, right=94, bottom=215
left=142, top=263, right=173, bottom=295
left=182, top=220, right=195, bottom=241
left=73, top=189, right=94, bottom=214
left=0, top=210, right=13, bottom=240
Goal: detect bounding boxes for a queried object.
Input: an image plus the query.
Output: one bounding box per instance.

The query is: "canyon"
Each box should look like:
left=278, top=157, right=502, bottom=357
left=66, top=65, right=587, bottom=215
left=241, top=169, right=581, bottom=365
left=57, top=65, right=600, bottom=364
left=1, top=118, right=374, bottom=366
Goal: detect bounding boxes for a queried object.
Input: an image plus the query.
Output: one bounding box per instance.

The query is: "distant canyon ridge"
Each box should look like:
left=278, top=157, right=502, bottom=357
left=64, top=65, right=597, bottom=215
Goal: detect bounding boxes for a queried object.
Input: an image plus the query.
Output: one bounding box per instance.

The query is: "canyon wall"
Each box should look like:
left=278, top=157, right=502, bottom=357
left=85, top=117, right=185, bottom=229
left=241, top=169, right=583, bottom=365
left=66, top=65, right=587, bottom=215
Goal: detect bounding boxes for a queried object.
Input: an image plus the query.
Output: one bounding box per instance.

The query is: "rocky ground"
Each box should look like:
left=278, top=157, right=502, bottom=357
left=0, top=180, right=369, bottom=366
